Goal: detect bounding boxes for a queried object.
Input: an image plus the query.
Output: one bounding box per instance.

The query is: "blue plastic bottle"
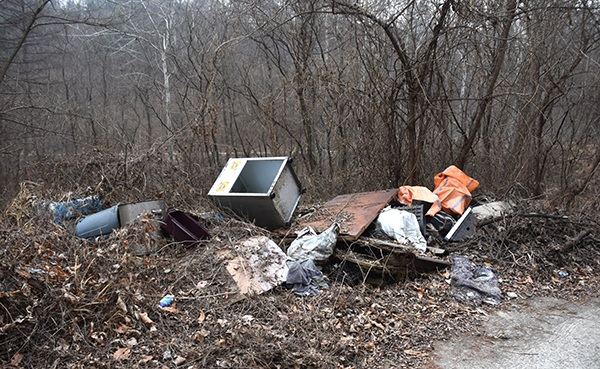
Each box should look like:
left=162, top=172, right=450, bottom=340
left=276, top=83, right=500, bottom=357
left=159, top=295, right=174, bottom=307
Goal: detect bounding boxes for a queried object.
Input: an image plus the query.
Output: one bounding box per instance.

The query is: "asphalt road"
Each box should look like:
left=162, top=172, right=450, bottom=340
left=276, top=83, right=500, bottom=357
left=430, top=297, right=600, bottom=369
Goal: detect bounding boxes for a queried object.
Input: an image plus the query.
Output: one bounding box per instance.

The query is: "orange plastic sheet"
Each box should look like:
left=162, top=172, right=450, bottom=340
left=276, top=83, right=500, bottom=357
left=397, top=186, right=441, bottom=216
left=433, top=165, right=479, bottom=215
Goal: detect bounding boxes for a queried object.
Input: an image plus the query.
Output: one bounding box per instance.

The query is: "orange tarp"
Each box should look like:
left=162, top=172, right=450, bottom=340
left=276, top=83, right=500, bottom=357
left=397, top=186, right=441, bottom=216
left=433, top=166, right=479, bottom=215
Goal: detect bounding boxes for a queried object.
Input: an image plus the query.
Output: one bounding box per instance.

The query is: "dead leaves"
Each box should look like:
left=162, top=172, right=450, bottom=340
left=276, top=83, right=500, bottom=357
left=138, top=312, right=156, bottom=332
left=159, top=306, right=180, bottom=314
left=113, top=322, right=133, bottom=335
left=10, top=351, right=24, bottom=366
left=403, top=349, right=428, bottom=357
left=112, top=347, right=131, bottom=360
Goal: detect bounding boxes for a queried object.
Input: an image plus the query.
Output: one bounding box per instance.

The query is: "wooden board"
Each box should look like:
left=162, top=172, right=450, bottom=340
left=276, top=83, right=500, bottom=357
left=299, top=189, right=398, bottom=241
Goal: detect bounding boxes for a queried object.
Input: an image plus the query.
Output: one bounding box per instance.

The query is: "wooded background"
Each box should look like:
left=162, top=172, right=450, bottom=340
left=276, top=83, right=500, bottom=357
left=1, top=0, right=599, bottom=209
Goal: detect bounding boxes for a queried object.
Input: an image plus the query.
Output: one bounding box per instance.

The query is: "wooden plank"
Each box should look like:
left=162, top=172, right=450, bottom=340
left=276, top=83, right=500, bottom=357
left=299, top=189, right=398, bottom=241
left=358, top=237, right=451, bottom=273
left=361, top=237, right=448, bottom=256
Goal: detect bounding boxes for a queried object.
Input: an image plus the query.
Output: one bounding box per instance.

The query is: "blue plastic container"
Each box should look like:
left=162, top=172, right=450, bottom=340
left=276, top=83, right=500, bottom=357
left=34, top=196, right=102, bottom=224
left=75, top=204, right=121, bottom=238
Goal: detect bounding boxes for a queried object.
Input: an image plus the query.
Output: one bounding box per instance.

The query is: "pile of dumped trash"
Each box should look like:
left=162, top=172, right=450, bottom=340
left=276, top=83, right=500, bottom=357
left=27, top=158, right=508, bottom=304
left=1, top=156, right=598, bottom=368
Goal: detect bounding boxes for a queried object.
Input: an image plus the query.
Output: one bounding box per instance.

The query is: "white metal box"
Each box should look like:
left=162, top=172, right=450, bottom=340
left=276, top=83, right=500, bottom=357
left=208, top=157, right=303, bottom=229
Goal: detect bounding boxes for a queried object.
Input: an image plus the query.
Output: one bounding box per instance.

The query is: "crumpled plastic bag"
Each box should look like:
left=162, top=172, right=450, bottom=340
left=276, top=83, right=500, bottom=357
left=450, top=255, right=502, bottom=306
left=375, top=207, right=427, bottom=252
left=285, top=259, right=329, bottom=296
left=287, top=223, right=339, bottom=263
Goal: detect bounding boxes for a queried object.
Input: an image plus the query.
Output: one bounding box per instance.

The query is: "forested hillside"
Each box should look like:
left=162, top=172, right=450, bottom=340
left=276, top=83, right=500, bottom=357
left=1, top=0, right=599, bottom=208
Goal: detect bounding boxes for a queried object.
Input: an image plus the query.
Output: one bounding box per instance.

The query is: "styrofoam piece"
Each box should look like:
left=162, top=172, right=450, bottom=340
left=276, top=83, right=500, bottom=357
left=208, top=157, right=303, bottom=229
left=471, top=201, right=512, bottom=221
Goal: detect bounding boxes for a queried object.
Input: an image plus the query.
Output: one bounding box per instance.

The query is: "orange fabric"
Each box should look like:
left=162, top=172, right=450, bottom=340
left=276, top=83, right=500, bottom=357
left=433, top=166, right=479, bottom=215
left=397, top=186, right=441, bottom=216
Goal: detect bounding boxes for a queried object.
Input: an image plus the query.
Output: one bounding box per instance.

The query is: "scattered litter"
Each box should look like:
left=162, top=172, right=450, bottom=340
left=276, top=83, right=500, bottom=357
left=159, top=295, right=174, bottom=307
left=199, top=212, right=225, bottom=221
left=397, top=186, right=441, bottom=216
left=557, top=271, right=569, bottom=278
left=426, top=211, right=456, bottom=238
left=471, top=201, right=513, bottom=221
left=444, top=207, right=477, bottom=242
left=285, top=260, right=326, bottom=296
left=118, top=199, right=165, bottom=226
left=75, top=204, right=121, bottom=238
left=3, top=156, right=597, bottom=369
left=299, top=189, right=397, bottom=241
left=450, top=255, right=502, bottom=306
left=287, top=223, right=339, bottom=263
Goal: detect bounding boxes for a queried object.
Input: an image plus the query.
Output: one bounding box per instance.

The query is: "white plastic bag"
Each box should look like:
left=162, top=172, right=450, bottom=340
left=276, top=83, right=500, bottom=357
left=375, top=207, right=427, bottom=252
left=287, top=223, right=340, bottom=262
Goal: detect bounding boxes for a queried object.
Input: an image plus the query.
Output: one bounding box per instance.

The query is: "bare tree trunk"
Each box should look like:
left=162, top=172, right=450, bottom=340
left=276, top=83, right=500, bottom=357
left=455, top=0, right=517, bottom=169
left=0, top=0, right=51, bottom=86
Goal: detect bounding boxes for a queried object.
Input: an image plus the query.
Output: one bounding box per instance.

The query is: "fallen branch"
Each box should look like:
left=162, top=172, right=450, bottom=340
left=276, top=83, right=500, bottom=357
left=558, top=229, right=593, bottom=253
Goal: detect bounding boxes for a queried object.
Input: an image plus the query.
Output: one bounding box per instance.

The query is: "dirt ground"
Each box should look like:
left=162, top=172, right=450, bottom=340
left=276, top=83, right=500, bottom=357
left=430, top=296, right=600, bottom=369
left=0, top=182, right=599, bottom=369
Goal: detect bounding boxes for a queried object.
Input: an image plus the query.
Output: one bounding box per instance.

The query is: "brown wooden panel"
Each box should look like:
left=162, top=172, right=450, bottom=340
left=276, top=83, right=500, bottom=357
left=299, top=189, right=398, bottom=241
